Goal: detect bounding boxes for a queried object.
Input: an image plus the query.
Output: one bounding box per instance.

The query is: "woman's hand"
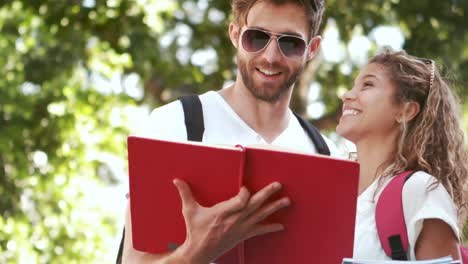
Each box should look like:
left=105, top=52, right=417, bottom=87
left=173, top=179, right=290, bottom=263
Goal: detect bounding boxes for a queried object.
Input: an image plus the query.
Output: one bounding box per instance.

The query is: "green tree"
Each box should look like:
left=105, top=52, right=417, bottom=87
left=0, top=1, right=138, bottom=262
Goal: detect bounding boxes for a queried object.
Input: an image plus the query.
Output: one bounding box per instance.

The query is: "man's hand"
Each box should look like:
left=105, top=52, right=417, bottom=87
left=173, top=179, right=290, bottom=263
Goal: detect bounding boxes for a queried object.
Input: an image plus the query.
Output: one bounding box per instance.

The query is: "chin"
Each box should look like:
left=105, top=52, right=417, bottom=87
left=336, top=125, right=356, bottom=142
left=252, top=86, right=284, bottom=102
left=336, top=123, right=346, bottom=137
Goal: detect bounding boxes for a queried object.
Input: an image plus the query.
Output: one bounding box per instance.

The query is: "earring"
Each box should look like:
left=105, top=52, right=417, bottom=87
left=396, top=114, right=404, bottom=123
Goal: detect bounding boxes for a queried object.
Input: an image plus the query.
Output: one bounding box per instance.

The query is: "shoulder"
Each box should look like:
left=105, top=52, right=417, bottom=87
left=198, top=90, right=219, bottom=103
left=150, top=99, right=184, bottom=120
left=138, top=91, right=218, bottom=141
left=402, top=171, right=459, bottom=257
left=402, top=171, right=456, bottom=211
left=403, top=171, right=451, bottom=199
left=197, top=90, right=227, bottom=116
left=137, top=99, right=186, bottom=140
left=402, top=171, right=457, bottom=221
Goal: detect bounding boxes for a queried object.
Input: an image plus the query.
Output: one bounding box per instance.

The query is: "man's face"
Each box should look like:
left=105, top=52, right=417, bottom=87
left=235, top=1, right=316, bottom=103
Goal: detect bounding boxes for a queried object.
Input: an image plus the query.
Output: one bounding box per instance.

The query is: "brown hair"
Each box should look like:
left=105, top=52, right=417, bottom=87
left=371, top=49, right=468, bottom=215
left=231, top=0, right=325, bottom=39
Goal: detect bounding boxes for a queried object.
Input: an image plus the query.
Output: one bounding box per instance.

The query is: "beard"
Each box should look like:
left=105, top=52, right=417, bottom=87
left=238, top=54, right=304, bottom=103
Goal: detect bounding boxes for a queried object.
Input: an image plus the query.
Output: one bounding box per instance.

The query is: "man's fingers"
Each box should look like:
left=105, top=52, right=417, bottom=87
left=214, top=186, right=250, bottom=216
left=246, top=197, right=290, bottom=225
left=243, top=182, right=283, bottom=216
left=173, top=179, right=195, bottom=209
left=245, top=223, right=285, bottom=240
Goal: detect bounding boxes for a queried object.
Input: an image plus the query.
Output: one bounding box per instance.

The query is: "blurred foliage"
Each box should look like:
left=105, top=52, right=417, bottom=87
left=0, top=0, right=467, bottom=262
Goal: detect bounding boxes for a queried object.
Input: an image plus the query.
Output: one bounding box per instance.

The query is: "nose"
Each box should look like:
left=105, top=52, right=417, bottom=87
left=261, top=37, right=283, bottom=63
left=341, top=88, right=357, bottom=102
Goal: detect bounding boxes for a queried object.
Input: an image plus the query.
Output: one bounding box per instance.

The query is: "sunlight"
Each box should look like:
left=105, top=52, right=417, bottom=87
left=370, top=25, right=404, bottom=50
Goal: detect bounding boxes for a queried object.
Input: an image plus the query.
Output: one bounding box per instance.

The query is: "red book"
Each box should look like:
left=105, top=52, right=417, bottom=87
left=128, top=136, right=359, bottom=263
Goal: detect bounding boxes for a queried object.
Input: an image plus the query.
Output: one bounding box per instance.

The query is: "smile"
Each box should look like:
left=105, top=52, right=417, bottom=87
left=342, top=109, right=360, bottom=116
left=257, top=68, right=281, bottom=76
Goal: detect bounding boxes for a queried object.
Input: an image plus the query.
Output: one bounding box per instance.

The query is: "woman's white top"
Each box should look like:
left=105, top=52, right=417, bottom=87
left=353, top=171, right=460, bottom=260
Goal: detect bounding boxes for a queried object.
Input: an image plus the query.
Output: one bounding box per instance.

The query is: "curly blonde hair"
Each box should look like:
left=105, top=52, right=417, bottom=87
left=370, top=49, right=468, bottom=216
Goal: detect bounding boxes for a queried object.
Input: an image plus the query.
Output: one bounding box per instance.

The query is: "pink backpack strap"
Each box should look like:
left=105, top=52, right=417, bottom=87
left=376, top=171, right=468, bottom=263
left=375, top=171, right=415, bottom=260
left=460, top=245, right=468, bottom=264
left=460, top=248, right=468, bottom=264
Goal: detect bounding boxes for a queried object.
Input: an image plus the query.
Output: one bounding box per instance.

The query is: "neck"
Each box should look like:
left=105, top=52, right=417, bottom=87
left=355, top=133, right=398, bottom=195
left=219, top=80, right=292, bottom=143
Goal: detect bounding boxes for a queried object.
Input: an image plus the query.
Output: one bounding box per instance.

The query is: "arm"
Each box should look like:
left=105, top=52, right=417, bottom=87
left=414, top=218, right=460, bottom=260
left=122, top=201, right=184, bottom=263
left=402, top=172, right=461, bottom=260
left=122, top=181, right=289, bottom=264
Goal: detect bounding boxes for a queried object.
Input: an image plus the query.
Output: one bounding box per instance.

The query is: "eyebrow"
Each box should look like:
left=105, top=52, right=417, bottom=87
left=361, top=74, right=378, bottom=80
left=251, top=26, right=303, bottom=38
left=353, top=74, right=379, bottom=86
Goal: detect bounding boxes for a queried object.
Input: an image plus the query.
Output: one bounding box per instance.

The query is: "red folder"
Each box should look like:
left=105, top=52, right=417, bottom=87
left=128, top=136, right=359, bottom=263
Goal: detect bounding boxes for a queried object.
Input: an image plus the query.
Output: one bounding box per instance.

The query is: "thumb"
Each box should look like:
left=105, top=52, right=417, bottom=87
left=173, top=179, right=195, bottom=209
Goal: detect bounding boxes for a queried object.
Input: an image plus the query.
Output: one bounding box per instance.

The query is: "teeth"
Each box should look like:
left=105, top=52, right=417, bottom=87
left=259, top=69, right=279, bottom=76
left=343, top=109, right=359, bottom=116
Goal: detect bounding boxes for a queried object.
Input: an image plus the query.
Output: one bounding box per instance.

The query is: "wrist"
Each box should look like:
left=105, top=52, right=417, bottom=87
left=168, top=241, right=210, bottom=264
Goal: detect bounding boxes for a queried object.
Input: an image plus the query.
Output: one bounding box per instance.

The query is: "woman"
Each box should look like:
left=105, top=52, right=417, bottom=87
left=337, top=49, right=467, bottom=260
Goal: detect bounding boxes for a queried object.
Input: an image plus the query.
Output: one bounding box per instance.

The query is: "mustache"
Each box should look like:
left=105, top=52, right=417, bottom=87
left=253, top=61, right=286, bottom=71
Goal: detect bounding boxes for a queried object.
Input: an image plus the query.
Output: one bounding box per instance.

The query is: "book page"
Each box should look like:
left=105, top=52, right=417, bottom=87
left=132, top=135, right=243, bottom=151
left=342, top=256, right=456, bottom=264
left=245, top=143, right=346, bottom=160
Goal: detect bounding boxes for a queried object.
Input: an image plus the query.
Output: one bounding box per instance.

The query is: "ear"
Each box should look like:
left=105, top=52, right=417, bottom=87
left=229, top=22, right=240, bottom=49
left=396, top=101, right=420, bottom=123
left=306, top=35, right=321, bottom=61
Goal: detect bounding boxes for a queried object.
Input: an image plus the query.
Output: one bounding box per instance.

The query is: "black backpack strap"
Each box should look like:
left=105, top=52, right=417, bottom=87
left=115, top=95, right=206, bottom=264
left=293, top=112, right=330, bottom=156
left=116, top=230, right=124, bottom=263
left=179, top=94, right=205, bottom=141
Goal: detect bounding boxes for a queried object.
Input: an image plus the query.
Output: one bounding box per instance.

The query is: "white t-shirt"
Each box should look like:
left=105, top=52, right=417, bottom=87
left=353, top=171, right=460, bottom=260
left=138, top=91, right=340, bottom=157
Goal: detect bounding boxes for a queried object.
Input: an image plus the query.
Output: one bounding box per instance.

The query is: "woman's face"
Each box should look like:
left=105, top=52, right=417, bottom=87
left=336, top=63, right=402, bottom=144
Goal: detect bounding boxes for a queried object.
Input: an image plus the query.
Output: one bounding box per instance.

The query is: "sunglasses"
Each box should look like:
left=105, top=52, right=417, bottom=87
left=240, top=27, right=310, bottom=59
left=418, top=57, right=433, bottom=65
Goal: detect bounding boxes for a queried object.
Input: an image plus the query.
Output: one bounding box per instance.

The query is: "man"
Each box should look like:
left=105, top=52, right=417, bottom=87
left=121, top=0, right=336, bottom=262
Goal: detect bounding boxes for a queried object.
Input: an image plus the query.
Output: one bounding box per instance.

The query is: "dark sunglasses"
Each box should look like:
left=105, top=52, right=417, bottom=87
left=240, top=27, right=310, bottom=59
